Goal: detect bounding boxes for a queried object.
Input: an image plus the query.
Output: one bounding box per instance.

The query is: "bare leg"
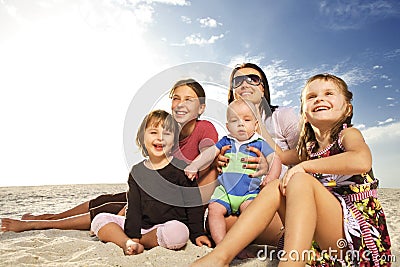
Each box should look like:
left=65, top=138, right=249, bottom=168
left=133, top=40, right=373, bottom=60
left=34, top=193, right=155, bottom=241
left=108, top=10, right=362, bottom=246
left=1, top=213, right=91, bottom=232
left=224, top=212, right=283, bottom=247
left=192, top=179, right=284, bottom=267
left=208, top=202, right=228, bottom=245
left=279, top=173, right=344, bottom=267
left=97, top=222, right=144, bottom=255
left=198, top=167, right=218, bottom=204
left=137, top=228, right=159, bottom=249
left=22, top=201, right=90, bottom=220
left=234, top=199, right=259, bottom=259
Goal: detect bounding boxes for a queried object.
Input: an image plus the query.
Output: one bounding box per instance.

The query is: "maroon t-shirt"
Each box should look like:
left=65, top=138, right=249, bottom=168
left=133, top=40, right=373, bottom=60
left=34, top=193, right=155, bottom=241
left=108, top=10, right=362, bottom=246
left=172, top=120, right=218, bottom=163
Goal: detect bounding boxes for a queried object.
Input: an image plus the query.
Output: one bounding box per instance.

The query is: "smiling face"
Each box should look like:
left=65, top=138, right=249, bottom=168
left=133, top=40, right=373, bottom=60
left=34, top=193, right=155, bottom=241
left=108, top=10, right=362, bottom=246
left=143, top=122, right=175, bottom=161
left=170, top=85, right=205, bottom=125
left=302, top=79, right=351, bottom=128
left=233, top=67, right=265, bottom=105
left=226, top=100, right=258, bottom=142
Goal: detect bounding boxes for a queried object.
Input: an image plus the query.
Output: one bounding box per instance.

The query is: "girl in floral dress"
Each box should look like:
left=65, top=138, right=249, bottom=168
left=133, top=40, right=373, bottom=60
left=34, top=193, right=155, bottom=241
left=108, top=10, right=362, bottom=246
left=191, top=73, right=392, bottom=267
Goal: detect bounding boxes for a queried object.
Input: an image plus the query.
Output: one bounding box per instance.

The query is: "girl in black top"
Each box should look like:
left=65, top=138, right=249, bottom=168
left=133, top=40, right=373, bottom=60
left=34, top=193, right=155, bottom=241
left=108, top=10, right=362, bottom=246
left=90, top=110, right=211, bottom=255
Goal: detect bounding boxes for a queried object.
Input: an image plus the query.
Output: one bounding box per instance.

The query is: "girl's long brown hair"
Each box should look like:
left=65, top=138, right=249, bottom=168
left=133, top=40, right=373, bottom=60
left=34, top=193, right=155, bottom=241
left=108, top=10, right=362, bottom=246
left=297, top=74, right=353, bottom=161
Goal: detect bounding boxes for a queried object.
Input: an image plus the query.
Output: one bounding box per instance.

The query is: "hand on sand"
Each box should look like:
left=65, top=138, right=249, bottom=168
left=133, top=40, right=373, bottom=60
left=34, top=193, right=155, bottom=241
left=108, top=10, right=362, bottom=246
left=124, top=239, right=144, bottom=255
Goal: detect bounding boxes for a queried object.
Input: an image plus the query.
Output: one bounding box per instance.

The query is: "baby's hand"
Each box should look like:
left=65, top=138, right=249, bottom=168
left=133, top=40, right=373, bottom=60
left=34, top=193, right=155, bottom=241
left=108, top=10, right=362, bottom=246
left=184, top=165, right=198, bottom=181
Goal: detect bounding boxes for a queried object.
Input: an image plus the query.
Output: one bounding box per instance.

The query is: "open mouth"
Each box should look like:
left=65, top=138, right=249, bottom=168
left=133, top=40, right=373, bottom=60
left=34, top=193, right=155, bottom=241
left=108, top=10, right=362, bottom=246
left=313, top=106, right=330, bottom=112
left=154, top=144, right=164, bottom=151
left=240, top=91, right=252, bottom=97
left=174, top=110, right=187, bottom=116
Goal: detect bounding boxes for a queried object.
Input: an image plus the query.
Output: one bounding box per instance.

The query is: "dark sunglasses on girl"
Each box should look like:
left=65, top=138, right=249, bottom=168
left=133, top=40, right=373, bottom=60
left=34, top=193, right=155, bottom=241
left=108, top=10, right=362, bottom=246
left=232, top=74, right=263, bottom=88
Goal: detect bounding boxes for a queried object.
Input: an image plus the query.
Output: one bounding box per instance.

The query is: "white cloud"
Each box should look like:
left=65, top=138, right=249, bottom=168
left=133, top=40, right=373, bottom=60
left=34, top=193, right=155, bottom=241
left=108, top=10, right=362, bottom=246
left=373, top=65, right=383, bottom=69
left=372, top=85, right=378, bottom=89
left=198, top=17, right=221, bottom=28
left=181, top=15, right=191, bottom=24
left=384, top=85, right=392, bottom=88
left=335, top=67, right=371, bottom=86
left=386, top=97, right=395, bottom=100
left=183, top=33, right=224, bottom=46
left=362, top=121, right=400, bottom=187
left=227, top=54, right=264, bottom=68
left=378, top=118, right=395, bottom=125
left=133, top=4, right=155, bottom=26
left=144, top=0, right=190, bottom=6
left=384, top=48, right=400, bottom=59
left=354, top=124, right=366, bottom=130
left=319, top=0, right=400, bottom=30
left=381, top=75, right=389, bottom=79
left=282, top=100, right=293, bottom=106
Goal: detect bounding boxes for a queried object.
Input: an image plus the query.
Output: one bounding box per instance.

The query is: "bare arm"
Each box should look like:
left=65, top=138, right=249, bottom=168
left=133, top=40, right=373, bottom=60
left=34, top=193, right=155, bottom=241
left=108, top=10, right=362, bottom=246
left=280, top=128, right=372, bottom=194
left=279, top=149, right=301, bottom=166
left=260, top=153, right=282, bottom=187
left=303, top=128, right=371, bottom=174
left=256, top=112, right=284, bottom=155
left=184, top=146, right=220, bottom=180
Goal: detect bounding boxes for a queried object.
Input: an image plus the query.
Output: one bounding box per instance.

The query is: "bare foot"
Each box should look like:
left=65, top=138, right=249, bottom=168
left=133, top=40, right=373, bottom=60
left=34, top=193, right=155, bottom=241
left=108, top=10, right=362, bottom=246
left=124, top=239, right=144, bottom=255
left=21, top=213, right=55, bottom=220
left=1, top=218, right=35, bottom=232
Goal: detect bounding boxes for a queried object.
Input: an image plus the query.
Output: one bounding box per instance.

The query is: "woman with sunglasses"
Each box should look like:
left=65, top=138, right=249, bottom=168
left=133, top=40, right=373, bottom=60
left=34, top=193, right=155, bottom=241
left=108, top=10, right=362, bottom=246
left=217, top=62, right=300, bottom=253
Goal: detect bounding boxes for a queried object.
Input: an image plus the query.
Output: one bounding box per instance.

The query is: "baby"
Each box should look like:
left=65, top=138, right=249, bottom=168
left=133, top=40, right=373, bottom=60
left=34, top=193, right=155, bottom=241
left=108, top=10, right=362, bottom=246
left=185, top=99, right=281, bottom=245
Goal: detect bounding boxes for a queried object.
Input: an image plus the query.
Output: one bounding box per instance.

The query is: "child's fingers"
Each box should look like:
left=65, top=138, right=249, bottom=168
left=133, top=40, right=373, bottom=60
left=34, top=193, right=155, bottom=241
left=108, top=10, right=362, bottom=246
left=245, top=146, right=262, bottom=157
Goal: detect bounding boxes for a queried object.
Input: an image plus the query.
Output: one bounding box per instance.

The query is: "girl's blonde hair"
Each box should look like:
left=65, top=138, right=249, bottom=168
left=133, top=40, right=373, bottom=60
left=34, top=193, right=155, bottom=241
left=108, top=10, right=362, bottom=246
left=297, top=73, right=353, bottom=161
left=136, top=110, right=180, bottom=157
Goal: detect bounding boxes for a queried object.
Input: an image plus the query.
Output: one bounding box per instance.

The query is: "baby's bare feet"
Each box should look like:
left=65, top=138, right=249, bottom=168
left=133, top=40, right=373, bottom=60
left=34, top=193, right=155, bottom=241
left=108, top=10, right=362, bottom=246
left=124, top=239, right=144, bottom=255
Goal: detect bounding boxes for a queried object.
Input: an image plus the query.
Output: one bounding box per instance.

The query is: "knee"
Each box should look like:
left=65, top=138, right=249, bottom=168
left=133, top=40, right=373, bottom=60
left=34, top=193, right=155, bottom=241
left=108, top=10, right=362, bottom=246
left=208, top=202, right=226, bottom=214
left=91, top=213, right=122, bottom=236
left=285, top=172, right=313, bottom=195
left=157, top=220, right=189, bottom=250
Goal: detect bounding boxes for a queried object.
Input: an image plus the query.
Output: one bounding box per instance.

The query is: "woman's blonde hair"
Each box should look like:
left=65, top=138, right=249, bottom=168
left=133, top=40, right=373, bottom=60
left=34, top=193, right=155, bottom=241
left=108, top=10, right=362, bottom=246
left=297, top=73, right=353, bottom=161
left=136, top=110, right=180, bottom=157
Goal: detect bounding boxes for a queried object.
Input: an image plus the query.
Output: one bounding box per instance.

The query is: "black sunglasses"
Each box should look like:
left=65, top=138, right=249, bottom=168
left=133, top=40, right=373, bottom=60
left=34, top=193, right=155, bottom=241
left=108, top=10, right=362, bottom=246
left=232, top=74, right=263, bottom=88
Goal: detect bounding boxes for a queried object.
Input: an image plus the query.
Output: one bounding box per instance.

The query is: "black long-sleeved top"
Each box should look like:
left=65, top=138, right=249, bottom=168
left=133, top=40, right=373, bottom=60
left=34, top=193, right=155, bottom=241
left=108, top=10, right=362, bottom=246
left=124, top=158, right=205, bottom=243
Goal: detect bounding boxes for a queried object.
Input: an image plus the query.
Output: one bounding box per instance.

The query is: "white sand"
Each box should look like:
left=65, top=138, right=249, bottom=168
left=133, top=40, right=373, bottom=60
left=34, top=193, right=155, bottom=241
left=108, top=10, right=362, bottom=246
left=0, top=184, right=398, bottom=266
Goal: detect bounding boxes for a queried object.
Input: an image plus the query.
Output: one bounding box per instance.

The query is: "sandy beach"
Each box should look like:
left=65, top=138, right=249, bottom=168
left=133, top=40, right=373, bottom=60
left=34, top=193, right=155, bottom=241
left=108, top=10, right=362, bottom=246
left=0, top=184, right=398, bottom=266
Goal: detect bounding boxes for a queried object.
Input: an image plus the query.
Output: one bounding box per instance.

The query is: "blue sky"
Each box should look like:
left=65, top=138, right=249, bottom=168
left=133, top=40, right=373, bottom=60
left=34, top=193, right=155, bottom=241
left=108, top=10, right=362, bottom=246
left=0, top=0, right=399, bottom=187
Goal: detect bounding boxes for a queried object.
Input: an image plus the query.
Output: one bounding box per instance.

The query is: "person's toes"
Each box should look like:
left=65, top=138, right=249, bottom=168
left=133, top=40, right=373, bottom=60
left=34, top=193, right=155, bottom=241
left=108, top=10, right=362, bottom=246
left=124, top=240, right=144, bottom=255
